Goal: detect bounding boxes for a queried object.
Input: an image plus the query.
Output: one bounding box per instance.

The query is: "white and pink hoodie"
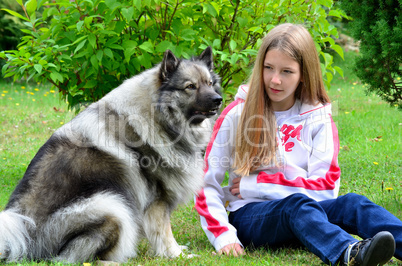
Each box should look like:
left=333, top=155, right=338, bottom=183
left=195, top=85, right=341, bottom=251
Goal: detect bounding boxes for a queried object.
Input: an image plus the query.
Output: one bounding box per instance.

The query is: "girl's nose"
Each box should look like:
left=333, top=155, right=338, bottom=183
left=271, top=72, right=281, bottom=85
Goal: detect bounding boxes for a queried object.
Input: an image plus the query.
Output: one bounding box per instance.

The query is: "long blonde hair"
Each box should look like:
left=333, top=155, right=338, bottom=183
left=234, top=23, right=330, bottom=176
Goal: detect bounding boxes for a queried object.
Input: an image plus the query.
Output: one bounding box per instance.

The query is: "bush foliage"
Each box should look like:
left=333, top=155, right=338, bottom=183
left=341, top=0, right=402, bottom=109
left=0, top=0, right=24, bottom=72
left=1, top=0, right=347, bottom=109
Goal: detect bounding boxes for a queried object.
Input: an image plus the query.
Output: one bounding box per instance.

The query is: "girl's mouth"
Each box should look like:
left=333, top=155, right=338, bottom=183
left=271, top=88, right=282, bottom=93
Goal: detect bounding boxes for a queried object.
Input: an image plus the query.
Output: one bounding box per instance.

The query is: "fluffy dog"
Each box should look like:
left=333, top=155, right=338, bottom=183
left=0, top=47, right=222, bottom=263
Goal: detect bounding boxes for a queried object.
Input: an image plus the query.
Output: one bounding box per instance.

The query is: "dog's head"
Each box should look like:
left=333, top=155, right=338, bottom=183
left=157, top=47, right=222, bottom=125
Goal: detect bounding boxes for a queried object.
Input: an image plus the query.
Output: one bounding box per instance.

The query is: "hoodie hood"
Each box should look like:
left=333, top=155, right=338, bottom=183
left=235, top=85, right=249, bottom=101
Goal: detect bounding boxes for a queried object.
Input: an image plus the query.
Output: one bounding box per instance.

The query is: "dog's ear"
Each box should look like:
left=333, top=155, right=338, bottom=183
left=160, top=50, right=180, bottom=82
left=198, top=46, right=214, bottom=70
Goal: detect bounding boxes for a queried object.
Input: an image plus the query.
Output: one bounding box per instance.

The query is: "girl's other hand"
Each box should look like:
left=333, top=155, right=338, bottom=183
left=229, top=177, right=243, bottom=199
left=217, top=243, right=245, bottom=256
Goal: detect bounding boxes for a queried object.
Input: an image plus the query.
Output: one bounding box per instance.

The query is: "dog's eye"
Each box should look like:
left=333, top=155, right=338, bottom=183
left=186, top=84, right=196, bottom=90
left=208, top=80, right=213, bottom=87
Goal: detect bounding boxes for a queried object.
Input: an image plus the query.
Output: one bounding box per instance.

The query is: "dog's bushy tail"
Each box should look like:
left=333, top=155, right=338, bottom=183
left=0, top=209, right=35, bottom=262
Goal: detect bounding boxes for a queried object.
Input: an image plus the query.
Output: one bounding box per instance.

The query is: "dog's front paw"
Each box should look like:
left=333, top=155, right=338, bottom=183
left=186, top=253, right=200, bottom=258
left=179, top=245, right=188, bottom=251
left=178, top=245, right=199, bottom=258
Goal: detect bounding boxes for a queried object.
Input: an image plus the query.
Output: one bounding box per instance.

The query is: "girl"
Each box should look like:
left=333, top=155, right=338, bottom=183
left=195, top=23, right=402, bottom=266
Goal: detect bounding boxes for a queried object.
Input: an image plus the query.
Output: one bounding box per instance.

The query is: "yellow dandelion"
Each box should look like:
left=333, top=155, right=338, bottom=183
left=50, top=90, right=55, bottom=93
left=397, top=77, right=401, bottom=81
left=60, top=122, right=64, bottom=125
left=83, top=263, right=91, bottom=266
left=32, top=99, right=36, bottom=102
left=2, top=90, right=8, bottom=93
left=373, top=162, right=379, bottom=165
left=1, top=94, right=4, bottom=97
left=353, top=82, right=358, bottom=85
left=16, top=103, right=20, bottom=106
left=345, top=112, right=350, bottom=114
left=34, top=88, right=39, bottom=91
left=21, top=86, right=26, bottom=89
left=26, top=91, right=30, bottom=94
left=385, top=187, right=393, bottom=191
left=30, top=92, right=34, bottom=95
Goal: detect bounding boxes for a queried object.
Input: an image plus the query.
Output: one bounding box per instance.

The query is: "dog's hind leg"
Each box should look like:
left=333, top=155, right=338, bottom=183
left=54, top=215, right=121, bottom=263
left=143, top=201, right=184, bottom=258
left=41, top=192, right=139, bottom=263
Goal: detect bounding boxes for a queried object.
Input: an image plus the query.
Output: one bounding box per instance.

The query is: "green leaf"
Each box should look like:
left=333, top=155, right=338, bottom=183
left=121, top=6, right=134, bottom=21
left=25, top=0, right=37, bottom=16
left=331, top=44, right=344, bottom=60
left=104, top=0, right=121, bottom=10
left=328, top=10, right=342, bottom=18
left=77, top=21, right=84, bottom=31
left=83, top=79, right=98, bottom=88
left=50, top=71, right=63, bottom=83
left=229, top=40, right=237, bottom=51
left=156, top=41, right=173, bottom=53
left=203, top=3, right=217, bottom=17
left=122, top=40, right=138, bottom=62
left=38, top=59, right=47, bottom=65
left=139, top=41, right=154, bottom=53
left=72, top=35, right=87, bottom=45
left=133, top=0, right=141, bottom=10
left=96, top=50, right=103, bottom=62
left=88, top=34, right=97, bottom=49
left=1, top=8, right=29, bottom=21
left=108, top=44, right=124, bottom=50
left=334, top=66, right=344, bottom=78
left=247, top=26, right=263, bottom=34
left=90, top=54, right=99, bottom=69
left=34, top=64, right=42, bottom=74
left=58, top=54, right=72, bottom=62
left=104, top=48, right=114, bottom=59
left=74, top=39, right=87, bottom=54
left=320, top=51, right=333, bottom=68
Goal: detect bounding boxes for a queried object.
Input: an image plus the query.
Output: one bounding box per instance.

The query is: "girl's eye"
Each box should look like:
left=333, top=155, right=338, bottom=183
left=186, top=84, right=196, bottom=89
left=284, top=70, right=293, bottom=74
left=264, top=65, right=272, bottom=70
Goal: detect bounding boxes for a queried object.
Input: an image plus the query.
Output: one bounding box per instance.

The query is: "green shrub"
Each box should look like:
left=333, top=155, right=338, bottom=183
left=341, top=0, right=402, bottom=109
left=1, top=0, right=347, bottom=110
left=0, top=0, right=25, bottom=75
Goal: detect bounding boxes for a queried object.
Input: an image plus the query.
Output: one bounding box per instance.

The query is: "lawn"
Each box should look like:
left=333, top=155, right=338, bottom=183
left=0, top=51, right=401, bottom=265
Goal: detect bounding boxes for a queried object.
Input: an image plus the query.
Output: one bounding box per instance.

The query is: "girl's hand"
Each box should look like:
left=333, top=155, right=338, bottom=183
left=229, top=177, right=243, bottom=199
left=217, top=243, right=245, bottom=256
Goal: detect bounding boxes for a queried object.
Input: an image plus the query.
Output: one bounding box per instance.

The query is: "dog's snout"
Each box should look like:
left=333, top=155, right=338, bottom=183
left=212, top=94, right=222, bottom=106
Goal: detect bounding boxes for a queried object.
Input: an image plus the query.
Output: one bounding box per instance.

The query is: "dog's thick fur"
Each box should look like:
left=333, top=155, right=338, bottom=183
left=0, top=47, right=222, bottom=263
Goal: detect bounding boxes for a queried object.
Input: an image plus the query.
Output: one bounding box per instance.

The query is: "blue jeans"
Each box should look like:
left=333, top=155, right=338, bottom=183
left=229, top=193, right=402, bottom=265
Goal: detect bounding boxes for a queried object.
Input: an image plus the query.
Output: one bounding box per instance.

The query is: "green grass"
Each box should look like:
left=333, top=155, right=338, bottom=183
left=0, top=51, right=401, bottom=265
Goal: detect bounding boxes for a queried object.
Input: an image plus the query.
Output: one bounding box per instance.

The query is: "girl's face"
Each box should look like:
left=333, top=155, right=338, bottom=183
left=263, top=49, right=302, bottom=111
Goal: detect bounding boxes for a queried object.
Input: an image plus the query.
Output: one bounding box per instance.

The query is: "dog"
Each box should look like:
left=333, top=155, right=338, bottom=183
left=0, top=47, right=222, bottom=263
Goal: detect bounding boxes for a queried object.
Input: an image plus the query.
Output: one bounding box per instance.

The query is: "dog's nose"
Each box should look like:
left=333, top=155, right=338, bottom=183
left=212, top=94, right=222, bottom=106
